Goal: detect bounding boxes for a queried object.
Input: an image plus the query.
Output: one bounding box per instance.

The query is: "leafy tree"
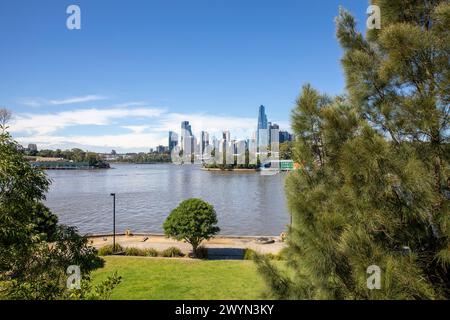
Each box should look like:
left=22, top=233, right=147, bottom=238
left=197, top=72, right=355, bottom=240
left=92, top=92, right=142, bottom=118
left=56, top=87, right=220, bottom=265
left=0, top=132, right=119, bottom=299
left=164, top=198, right=220, bottom=257
left=256, top=0, right=449, bottom=300
left=279, top=141, right=293, bottom=160
left=0, top=108, right=12, bottom=133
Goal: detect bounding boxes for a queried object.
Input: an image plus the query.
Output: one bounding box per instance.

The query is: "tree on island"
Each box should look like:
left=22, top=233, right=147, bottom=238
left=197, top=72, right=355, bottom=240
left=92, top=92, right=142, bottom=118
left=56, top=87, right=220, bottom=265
left=164, top=198, right=220, bottom=257
left=256, top=0, right=449, bottom=299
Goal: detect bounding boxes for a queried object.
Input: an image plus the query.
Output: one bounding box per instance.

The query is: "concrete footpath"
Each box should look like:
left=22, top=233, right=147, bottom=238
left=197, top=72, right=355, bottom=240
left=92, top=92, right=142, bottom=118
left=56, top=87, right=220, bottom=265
left=88, top=234, right=286, bottom=259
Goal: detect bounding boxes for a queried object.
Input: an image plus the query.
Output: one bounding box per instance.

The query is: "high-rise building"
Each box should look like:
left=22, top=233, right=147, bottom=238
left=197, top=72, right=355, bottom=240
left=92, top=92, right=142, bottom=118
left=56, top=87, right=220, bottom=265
left=257, top=105, right=268, bottom=131
left=169, top=131, right=178, bottom=152
left=279, top=131, right=293, bottom=143
left=257, top=105, right=269, bottom=152
left=180, top=121, right=194, bottom=158
left=181, top=121, right=192, bottom=136
left=201, top=131, right=209, bottom=153
left=269, top=123, right=280, bottom=148
left=27, top=144, right=38, bottom=152
left=222, top=130, right=230, bottom=142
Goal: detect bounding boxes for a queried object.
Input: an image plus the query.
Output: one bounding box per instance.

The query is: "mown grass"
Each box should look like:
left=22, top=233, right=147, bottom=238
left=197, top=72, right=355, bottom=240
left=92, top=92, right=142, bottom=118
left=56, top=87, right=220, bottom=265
left=91, top=256, right=276, bottom=300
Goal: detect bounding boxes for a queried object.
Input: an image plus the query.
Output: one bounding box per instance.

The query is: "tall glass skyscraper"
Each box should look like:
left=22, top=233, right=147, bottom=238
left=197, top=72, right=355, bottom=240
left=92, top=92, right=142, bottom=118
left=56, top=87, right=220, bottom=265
left=257, top=105, right=269, bottom=152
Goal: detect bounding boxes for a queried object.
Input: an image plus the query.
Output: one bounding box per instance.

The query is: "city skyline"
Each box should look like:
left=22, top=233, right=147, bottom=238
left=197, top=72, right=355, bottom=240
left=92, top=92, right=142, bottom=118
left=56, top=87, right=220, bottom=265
left=0, top=1, right=368, bottom=153
left=168, top=105, right=292, bottom=158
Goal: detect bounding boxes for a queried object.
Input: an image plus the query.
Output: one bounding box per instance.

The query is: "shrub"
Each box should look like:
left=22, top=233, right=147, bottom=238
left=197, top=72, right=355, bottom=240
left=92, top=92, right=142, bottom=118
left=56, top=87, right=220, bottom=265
left=160, top=247, right=184, bottom=258
left=244, top=248, right=285, bottom=261
left=244, top=248, right=257, bottom=260
left=124, top=247, right=147, bottom=256
left=144, top=248, right=159, bottom=257
left=98, top=244, right=124, bottom=256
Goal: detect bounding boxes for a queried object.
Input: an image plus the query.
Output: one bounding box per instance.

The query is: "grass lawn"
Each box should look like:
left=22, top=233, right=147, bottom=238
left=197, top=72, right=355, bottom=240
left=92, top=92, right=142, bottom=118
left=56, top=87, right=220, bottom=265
left=91, top=256, right=273, bottom=300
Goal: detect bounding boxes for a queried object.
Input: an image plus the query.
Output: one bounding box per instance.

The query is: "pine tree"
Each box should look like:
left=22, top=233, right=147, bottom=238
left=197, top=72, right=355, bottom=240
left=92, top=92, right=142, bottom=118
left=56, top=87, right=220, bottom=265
left=256, top=0, right=449, bottom=299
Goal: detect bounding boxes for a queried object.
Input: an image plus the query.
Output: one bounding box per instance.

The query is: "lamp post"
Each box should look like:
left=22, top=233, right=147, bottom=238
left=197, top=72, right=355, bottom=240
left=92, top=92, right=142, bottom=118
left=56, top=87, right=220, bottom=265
left=110, top=193, right=116, bottom=253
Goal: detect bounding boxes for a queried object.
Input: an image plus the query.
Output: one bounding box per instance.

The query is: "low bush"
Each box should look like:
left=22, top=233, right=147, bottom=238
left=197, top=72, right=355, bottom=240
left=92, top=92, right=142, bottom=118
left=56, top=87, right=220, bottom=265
left=160, top=247, right=184, bottom=258
left=99, top=245, right=184, bottom=258
left=98, top=244, right=124, bottom=256
left=144, top=248, right=159, bottom=257
left=124, top=247, right=147, bottom=256
left=243, top=248, right=285, bottom=261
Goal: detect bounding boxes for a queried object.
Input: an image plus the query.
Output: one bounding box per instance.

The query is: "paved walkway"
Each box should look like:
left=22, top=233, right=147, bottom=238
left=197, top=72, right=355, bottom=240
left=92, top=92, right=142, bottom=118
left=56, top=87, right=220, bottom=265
left=88, top=234, right=286, bottom=256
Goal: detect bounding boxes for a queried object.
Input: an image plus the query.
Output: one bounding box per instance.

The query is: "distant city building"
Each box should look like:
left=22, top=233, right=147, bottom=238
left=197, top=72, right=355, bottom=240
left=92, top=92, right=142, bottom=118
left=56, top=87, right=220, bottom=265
left=269, top=123, right=280, bottom=147
left=169, top=131, right=179, bottom=152
left=27, top=144, right=38, bottom=152
left=257, top=105, right=269, bottom=152
left=180, top=121, right=194, bottom=154
left=222, top=130, right=230, bottom=142
left=279, top=131, right=293, bottom=143
left=156, top=145, right=167, bottom=153
left=201, top=131, right=209, bottom=153
left=181, top=121, right=192, bottom=136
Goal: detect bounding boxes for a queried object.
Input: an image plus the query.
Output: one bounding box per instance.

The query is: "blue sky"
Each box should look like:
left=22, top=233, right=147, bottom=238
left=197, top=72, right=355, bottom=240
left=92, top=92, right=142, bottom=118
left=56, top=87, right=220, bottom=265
left=0, top=0, right=368, bottom=152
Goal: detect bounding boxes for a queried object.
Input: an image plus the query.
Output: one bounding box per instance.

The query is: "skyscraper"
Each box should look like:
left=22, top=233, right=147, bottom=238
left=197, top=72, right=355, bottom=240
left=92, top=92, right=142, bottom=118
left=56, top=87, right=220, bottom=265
left=223, top=130, right=230, bottom=142
left=269, top=123, right=280, bottom=147
left=181, top=121, right=192, bottom=136
left=279, top=131, right=293, bottom=143
left=201, top=131, right=209, bottom=153
left=180, top=121, right=194, bottom=158
left=169, top=131, right=178, bottom=152
left=257, top=105, right=269, bottom=152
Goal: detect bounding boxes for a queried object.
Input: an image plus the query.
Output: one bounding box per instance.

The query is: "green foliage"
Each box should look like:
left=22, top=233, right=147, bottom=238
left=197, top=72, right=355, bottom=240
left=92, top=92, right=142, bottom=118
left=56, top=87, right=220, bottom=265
left=164, top=198, right=220, bottom=257
left=244, top=249, right=285, bottom=261
left=145, top=248, right=159, bottom=257
left=279, top=141, right=293, bottom=160
left=257, top=0, right=450, bottom=298
left=99, top=245, right=181, bottom=258
left=68, top=272, right=122, bottom=300
left=35, top=148, right=109, bottom=168
left=160, top=247, right=184, bottom=258
left=98, top=244, right=124, bottom=256
left=0, top=133, right=116, bottom=300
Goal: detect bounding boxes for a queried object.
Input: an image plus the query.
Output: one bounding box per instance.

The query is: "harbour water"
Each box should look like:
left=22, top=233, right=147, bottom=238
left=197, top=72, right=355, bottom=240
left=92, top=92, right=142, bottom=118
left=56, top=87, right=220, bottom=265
left=44, top=163, right=290, bottom=236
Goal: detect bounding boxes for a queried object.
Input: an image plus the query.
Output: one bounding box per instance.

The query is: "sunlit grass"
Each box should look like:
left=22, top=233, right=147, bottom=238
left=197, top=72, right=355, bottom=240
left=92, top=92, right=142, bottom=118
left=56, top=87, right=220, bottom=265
left=91, top=256, right=276, bottom=300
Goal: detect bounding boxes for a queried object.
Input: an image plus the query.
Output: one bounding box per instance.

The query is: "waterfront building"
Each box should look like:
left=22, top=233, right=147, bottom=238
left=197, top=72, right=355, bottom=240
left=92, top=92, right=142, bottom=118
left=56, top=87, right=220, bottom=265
left=169, top=131, right=179, bottom=152
left=222, top=130, right=230, bottom=142
left=279, top=131, right=293, bottom=143
left=201, top=131, right=209, bottom=153
left=180, top=121, right=194, bottom=157
left=257, top=105, right=269, bottom=152
left=181, top=121, right=192, bottom=136
left=156, top=145, right=167, bottom=153
left=28, top=143, right=38, bottom=152
left=269, top=123, right=280, bottom=147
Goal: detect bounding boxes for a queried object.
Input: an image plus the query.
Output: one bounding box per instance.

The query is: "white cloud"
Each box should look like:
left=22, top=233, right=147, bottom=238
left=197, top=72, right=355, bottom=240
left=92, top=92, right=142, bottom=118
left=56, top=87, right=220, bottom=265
left=20, top=94, right=108, bottom=107
left=122, top=125, right=151, bottom=134
left=10, top=107, right=165, bottom=135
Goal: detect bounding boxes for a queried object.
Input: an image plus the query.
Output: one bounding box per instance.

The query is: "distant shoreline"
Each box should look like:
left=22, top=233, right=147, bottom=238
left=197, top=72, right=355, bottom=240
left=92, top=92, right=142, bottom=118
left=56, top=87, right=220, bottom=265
left=201, top=167, right=258, bottom=172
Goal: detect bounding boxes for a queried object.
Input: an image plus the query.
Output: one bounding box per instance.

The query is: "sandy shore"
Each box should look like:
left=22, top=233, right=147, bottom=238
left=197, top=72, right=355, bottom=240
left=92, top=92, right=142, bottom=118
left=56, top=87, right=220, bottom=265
left=88, top=234, right=285, bottom=255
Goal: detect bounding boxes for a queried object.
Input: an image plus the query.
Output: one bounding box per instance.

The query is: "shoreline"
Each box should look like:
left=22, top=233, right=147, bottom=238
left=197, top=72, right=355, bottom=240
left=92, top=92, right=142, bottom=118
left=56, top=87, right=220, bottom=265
left=201, top=168, right=258, bottom=172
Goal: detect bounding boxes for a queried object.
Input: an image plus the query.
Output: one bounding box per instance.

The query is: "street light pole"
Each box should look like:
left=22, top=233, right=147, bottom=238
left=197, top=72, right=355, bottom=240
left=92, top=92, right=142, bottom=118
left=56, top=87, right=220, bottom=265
left=110, top=193, right=116, bottom=253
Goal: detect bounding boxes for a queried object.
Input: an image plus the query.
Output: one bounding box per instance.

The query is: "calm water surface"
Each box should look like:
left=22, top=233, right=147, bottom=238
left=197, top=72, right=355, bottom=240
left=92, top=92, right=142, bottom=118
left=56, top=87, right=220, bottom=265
left=45, top=164, right=290, bottom=236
